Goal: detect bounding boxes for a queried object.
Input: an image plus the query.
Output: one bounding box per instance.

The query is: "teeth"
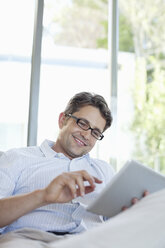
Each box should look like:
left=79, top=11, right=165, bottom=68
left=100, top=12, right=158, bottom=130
left=75, top=138, right=84, bottom=146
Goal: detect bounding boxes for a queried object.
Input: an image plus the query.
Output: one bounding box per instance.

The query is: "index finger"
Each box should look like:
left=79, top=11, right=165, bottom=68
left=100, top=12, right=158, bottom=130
left=80, top=170, right=102, bottom=187
left=93, top=177, right=103, bottom=184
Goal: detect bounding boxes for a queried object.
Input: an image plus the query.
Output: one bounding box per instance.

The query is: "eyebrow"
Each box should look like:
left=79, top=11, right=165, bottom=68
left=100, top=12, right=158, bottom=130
left=80, top=117, right=103, bottom=133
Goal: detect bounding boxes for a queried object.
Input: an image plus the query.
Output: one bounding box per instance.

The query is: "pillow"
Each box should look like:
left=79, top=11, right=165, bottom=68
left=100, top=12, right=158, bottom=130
left=50, top=189, right=165, bottom=248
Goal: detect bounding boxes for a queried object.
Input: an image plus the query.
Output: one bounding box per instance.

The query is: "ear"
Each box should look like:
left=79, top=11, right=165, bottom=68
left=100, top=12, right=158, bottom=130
left=58, top=112, right=66, bottom=129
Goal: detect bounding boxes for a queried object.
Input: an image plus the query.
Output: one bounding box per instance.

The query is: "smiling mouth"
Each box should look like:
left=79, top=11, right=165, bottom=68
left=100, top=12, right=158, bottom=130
left=73, top=136, right=87, bottom=146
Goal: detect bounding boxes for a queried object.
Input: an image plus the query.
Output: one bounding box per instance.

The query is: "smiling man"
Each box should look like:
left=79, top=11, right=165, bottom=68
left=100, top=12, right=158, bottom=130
left=0, top=92, right=115, bottom=246
left=54, top=105, right=107, bottom=159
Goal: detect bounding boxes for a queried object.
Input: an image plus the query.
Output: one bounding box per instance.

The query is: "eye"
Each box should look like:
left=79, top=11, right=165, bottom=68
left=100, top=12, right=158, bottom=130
left=92, top=129, right=101, bottom=138
left=78, top=119, right=89, bottom=129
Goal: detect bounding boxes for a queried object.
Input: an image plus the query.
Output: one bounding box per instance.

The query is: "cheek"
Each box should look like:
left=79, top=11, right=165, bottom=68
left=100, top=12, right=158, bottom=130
left=61, top=123, right=73, bottom=133
left=59, top=125, right=70, bottom=141
left=61, top=125, right=79, bottom=142
left=89, top=139, right=97, bottom=148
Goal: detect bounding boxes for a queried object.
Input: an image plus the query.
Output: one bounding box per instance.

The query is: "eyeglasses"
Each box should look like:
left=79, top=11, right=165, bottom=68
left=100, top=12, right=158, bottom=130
left=66, top=114, right=104, bottom=140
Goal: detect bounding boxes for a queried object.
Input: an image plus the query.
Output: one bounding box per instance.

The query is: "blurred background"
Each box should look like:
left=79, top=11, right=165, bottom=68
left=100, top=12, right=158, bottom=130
left=0, top=0, right=165, bottom=172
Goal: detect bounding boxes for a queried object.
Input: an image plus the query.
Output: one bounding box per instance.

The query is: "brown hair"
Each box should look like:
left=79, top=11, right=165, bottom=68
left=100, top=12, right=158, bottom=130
left=64, top=92, right=113, bottom=131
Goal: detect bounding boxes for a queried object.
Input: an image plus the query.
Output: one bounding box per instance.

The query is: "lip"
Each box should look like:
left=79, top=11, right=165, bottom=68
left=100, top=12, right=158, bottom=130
left=73, top=135, right=88, bottom=146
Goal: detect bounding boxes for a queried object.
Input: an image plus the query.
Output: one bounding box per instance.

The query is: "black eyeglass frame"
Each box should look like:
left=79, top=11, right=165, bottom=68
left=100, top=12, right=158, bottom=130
left=65, top=114, right=104, bottom=140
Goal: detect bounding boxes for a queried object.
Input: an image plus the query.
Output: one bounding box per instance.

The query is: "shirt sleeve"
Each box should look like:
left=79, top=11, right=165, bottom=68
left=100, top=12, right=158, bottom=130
left=0, top=152, right=18, bottom=233
left=0, top=152, right=17, bottom=198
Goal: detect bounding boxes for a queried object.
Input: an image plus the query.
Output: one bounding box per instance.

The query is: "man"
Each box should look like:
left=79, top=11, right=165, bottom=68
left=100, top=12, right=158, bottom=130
left=1, top=92, right=164, bottom=248
left=0, top=92, right=115, bottom=236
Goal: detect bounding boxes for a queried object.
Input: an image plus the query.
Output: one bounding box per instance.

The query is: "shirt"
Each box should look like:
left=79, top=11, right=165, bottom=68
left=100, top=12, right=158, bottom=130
left=0, top=140, right=115, bottom=234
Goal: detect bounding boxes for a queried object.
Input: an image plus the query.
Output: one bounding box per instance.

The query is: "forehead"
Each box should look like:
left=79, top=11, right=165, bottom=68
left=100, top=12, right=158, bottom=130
left=73, top=105, right=106, bottom=130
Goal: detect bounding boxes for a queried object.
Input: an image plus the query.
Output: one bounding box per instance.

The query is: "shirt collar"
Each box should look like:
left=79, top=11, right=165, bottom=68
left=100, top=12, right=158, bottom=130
left=40, top=139, right=91, bottom=162
left=40, top=139, right=57, bottom=158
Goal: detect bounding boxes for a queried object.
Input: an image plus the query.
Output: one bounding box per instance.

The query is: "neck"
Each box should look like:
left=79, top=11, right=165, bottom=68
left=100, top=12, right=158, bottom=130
left=52, top=142, right=73, bottom=160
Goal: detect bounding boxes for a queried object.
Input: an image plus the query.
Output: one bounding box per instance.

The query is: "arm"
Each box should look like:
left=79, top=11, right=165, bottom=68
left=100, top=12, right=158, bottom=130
left=0, top=189, right=44, bottom=228
left=0, top=170, right=102, bottom=228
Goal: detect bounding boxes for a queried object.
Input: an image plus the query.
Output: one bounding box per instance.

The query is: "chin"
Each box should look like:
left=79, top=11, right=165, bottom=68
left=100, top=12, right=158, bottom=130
left=69, top=150, right=87, bottom=159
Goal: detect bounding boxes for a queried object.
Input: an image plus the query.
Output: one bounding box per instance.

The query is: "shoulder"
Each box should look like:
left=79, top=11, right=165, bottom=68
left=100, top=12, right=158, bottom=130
left=4, top=145, right=40, bottom=157
left=0, top=146, right=41, bottom=169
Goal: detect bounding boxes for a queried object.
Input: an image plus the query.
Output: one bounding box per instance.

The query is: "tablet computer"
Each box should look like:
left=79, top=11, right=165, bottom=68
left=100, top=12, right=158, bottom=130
left=87, top=160, right=165, bottom=218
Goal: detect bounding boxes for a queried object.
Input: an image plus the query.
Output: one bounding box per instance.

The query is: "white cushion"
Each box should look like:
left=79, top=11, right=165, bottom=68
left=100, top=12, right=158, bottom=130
left=50, top=189, right=165, bottom=248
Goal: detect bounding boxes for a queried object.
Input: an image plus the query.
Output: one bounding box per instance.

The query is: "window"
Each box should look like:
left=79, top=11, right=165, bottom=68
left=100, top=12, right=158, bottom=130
left=37, top=0, right=112, bottom=163
left=118, top=0, right=165, bottom=172
left=0, top=0, right=35, bottom=150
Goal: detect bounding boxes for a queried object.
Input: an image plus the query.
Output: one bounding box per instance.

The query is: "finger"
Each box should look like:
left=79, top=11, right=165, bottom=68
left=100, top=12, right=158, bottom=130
left=65, top=178, right=78, bottom=198
left=84, top=185, right=96, bottom=194
left=75, top=176, right=85, bottom=197
left=121, top=206, right=128, bottom=211
left=131, top=197, right=139, bottom=205
left=93, top=177, right=103, bottom=184
left=80, top=170, right=101, bottom=188
left=75, top=175, right=101, bottom=197
left=143, top=190, right=149, bottom=197
left=82, top=171, right=95, bottom=187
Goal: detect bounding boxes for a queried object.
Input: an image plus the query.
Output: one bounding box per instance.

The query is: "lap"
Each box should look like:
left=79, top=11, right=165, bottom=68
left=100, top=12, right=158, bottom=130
left=0, top=228, right=66, bottom=248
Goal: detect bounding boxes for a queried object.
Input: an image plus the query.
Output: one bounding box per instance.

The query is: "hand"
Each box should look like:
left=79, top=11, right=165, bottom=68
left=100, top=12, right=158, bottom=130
left=121, top=190, right=149, bottom=211
left=43, top=170, right=102, bottom=204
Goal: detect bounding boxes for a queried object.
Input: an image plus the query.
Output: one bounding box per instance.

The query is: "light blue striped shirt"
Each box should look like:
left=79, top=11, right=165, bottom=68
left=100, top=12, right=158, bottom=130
left=0, top=140, right=115, bottom=234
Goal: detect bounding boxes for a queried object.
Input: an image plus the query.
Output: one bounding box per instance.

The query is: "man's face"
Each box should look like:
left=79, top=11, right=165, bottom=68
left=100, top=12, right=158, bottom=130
left=54, top=105, right=106, bottom=159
